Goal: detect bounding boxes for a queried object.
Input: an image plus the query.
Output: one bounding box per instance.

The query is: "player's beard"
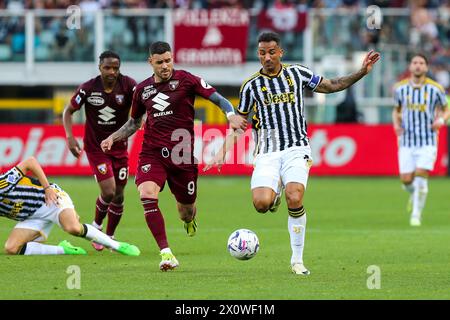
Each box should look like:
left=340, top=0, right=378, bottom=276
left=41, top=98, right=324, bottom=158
left=263, top=61, right=279, bottom=75
left=159, top=69, right=172, bottom=81
left=412, top=69, right=426, bottom=78
left=103, top=75, right=118, bottom=87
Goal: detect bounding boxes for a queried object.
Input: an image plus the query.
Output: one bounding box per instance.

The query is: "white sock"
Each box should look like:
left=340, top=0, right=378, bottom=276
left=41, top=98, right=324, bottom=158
left=412, top=177, right=428, bottom=220
left=288, top=214, right=306, bottom=265
left=84, top=224, right=119, bottom=250
left=91, top=221, right=102, bottom=230
left=23, top=242, right=65, bottom=255
left=161, top=248, right=172, bottom=254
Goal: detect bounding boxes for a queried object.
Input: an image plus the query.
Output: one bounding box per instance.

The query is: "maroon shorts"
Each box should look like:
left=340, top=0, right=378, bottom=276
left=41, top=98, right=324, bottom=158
left=86, top=151, right=129, bottom=186
left=135, top=149, right=198, bottom=204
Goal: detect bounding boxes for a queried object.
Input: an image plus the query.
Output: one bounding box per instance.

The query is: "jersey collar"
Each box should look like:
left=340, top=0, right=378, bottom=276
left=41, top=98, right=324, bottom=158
left=259, top=64, right=284, bottom=79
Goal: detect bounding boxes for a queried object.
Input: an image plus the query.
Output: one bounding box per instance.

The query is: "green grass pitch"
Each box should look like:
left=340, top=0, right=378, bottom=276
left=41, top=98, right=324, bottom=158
left=1, top=176, right=449, bottom=300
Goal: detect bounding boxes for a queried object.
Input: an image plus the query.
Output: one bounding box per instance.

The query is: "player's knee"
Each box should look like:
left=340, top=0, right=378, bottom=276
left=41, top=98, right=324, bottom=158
left=401, top=178, right=414, bottom=185
left=63, top=223, right=83, bottom=236
left=139, top=189, right=158, bottom=199
left=101, top=191, right=115, bottom=203
left=253, top=199, right=270, bottom=213
left=4, top=242, right=21, bottom=255
left=113, top=194, right=124, bottom=205
left=285, top=190, right=302, bottom=208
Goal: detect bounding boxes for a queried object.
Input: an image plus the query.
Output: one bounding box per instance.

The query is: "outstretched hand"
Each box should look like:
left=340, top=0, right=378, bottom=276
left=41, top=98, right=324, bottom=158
left=100, top=136, right=114, bottom=153
left=67, top=136, right=82, bottom=158
left=203, top=151, right=226, bottom=173
left=431, top=117, right=446, bottom=131
left=44, top=187, right=59, bottom=206
left=228, top=114, right=247, bottom=131
left=393, top=124, right=404, bottom=136
left=361, top=50, right=381, bottom=75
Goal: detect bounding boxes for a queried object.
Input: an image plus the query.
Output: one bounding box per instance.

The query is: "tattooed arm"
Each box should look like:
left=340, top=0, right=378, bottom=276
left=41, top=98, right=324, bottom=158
left=315, top=50, right=381, bottom=94
left=101, top=116, right=143, bottom=152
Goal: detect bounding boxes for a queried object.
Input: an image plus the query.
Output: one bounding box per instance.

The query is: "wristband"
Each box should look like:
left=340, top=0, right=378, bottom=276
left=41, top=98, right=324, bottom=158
left=43, top=185, right=51, bottom=191
left=226, top=111, right=235, bottom=119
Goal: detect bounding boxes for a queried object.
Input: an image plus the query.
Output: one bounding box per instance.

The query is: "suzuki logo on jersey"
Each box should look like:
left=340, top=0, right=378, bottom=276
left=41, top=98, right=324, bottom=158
left=98, top=106, right=116, bottom=124
left=152, top=93, right=170, bottom=111
left=152, top=93, right=173, bottom=117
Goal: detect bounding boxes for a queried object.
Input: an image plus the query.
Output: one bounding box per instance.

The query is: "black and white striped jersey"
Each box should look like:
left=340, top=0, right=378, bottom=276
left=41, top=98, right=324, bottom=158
left=394, top=77, right=447, bottom=147
left=0, top=167, right=59, bottom=221
left=237, top=63, right=322, bottom=155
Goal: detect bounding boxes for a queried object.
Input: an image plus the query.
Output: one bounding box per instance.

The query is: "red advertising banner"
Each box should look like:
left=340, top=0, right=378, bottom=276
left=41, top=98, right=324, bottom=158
left=0, top=124, right=447, bottom=176
left=257, top=9, right=308, bottom=33
left=173, top=9, right=249, bottom=65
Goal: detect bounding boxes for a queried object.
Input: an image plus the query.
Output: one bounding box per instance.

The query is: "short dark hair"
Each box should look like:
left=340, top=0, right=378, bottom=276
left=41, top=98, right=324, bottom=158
left=410, top=53, right=428, bottom=65
left=258, top=32, right=281, bottom=45
left=99, top=50, right=120, bottom=64
left=150, top=41, right=172, bottom=55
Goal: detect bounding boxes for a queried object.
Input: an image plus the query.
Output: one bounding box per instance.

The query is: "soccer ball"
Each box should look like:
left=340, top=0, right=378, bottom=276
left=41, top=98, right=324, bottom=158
left=227, top=229, right=259, bottom=260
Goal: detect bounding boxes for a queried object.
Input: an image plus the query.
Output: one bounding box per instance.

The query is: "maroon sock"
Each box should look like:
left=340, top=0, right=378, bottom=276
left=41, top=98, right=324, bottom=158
left=95, top=196, right=110, bottom=227
left=141, top=198, right=168, bottom=250
left=106, top=202, right=123, bottom=237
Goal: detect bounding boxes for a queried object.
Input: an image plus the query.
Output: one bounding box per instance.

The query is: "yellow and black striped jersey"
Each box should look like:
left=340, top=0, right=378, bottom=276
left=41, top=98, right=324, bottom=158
left=394, top=77, right=447, bottom=147
left=0, top=167, right=60, bottom=221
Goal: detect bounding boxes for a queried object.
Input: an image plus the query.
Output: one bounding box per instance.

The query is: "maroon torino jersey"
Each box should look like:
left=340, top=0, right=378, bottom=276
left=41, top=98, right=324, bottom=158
left=131, top=69, right=216, bottom=154
left=70, top=74, right=136, bottom=155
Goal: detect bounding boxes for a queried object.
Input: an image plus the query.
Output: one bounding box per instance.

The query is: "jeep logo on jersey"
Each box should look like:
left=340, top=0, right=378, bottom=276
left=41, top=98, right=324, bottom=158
left=87, top=96, right=105, bottom=106
left=152, top=92, right=171, bottom=111
left=98, top=106, right=116, bottom=122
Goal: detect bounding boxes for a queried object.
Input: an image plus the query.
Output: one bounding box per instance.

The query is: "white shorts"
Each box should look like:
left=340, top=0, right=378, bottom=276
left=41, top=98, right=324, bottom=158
left=14, top=190, right=75, bottom=242
left=251, top=146, right=313, bottom=192
left=398, top=145, right=437, bottom=174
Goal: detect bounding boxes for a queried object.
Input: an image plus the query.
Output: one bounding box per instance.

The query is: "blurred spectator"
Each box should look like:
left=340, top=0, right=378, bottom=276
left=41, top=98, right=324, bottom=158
left=79, top=0, right=101, bottom=27
left=52, top=24, right=74, bottom=61
left=148, top=0, right=175, bottom=8
left=411, top=3, right=439, bottom=42
left=431, top=61, right=450, bottom=91
left=6, top=0, right=24, bottom=12
left=335, top=86, right=359, bottom=123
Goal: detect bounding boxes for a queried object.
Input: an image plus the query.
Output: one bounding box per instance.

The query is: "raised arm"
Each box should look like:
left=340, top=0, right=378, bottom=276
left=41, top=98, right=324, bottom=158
left=16, top=157, right=58, bottom=205
left=208, top=92, right=247, bottom=131
left=62, top=104, right=82, bottom=158
left=100, top=116, right=143, bottom=152
left=315, top=50, right=381, bottom=94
